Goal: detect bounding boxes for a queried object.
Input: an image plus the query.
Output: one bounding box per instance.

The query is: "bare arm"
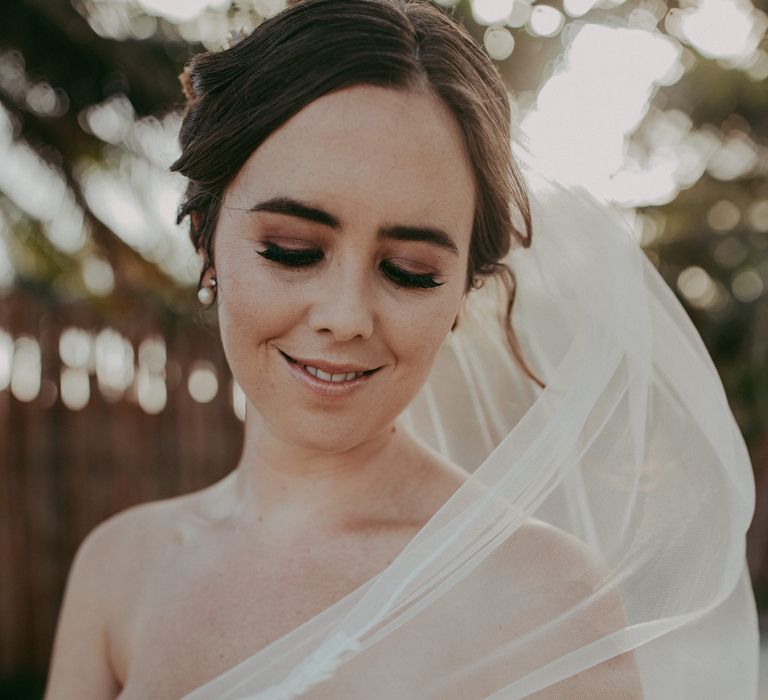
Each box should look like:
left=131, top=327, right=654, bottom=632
left=44, top=520, right=123, bottom=699
left=524, top=520, right=645, bottom=699
left=423, top=517, right=645, bottom=699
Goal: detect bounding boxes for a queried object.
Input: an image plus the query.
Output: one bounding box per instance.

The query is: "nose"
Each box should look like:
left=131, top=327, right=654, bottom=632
left=306, top=261, right=376, bottom=341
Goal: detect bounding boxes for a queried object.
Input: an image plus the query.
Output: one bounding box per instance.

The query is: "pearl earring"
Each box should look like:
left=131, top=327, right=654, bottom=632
left=197, top=277, right=217, bottom=306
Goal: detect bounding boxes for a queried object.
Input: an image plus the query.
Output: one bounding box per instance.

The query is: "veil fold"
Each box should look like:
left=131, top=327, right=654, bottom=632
left=182, top=154, right=759, bottom=700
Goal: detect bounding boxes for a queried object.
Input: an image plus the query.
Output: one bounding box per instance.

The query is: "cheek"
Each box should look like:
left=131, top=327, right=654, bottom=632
left=214, top=264, right=298, bottom=389
left=380, top=294, right=457, bottom=382
left=215, top=248, right=304, bottom=334
left=218, top=280, right=279, bottom=344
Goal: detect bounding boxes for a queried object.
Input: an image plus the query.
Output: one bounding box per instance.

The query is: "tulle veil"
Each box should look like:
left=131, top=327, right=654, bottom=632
left=181, top=151, right=759, bottom=699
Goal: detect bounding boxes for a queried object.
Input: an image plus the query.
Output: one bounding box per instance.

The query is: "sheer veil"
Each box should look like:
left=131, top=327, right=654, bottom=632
left=182, top=149, right=759, bottom=699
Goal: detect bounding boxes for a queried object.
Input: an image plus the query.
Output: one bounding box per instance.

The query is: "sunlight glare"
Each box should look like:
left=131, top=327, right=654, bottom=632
left=678, top=0, right=767, bottom=62
left=520, top=24, right=682, bottom=198
left=708, top=132, right=759, bottom=180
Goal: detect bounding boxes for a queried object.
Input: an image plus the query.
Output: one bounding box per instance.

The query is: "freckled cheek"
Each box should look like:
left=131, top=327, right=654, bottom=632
left=218, top=264, right=299, bottom=332
left=384, top=301, right=455, bottom=372
left=216, top=274, right=301, bottom=382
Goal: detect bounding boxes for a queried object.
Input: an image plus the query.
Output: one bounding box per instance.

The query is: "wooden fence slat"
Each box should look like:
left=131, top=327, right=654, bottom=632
left=1, top=288, right=241, bottom=683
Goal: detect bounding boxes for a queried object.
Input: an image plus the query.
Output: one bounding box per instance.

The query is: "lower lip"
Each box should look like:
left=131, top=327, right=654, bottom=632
left=281, top=352, right=378, bottom=398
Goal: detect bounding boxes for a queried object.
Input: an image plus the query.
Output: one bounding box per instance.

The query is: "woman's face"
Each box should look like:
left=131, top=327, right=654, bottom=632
left=211, top=84, right=475, bottom=452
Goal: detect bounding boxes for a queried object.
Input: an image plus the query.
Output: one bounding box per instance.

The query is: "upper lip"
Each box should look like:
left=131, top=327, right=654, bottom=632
left=280, top=350, right=379, bottom=374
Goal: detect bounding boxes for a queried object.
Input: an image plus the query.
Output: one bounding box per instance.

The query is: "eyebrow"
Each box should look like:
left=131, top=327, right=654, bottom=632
left=248, top=196, right=459, bottom=256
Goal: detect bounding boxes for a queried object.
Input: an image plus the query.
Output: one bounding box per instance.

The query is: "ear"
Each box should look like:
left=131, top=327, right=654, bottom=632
left=197, top=249, right=214, bottom=279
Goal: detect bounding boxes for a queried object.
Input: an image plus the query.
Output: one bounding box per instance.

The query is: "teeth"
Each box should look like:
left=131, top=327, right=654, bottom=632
left=302, top=365, right=365, bottom=382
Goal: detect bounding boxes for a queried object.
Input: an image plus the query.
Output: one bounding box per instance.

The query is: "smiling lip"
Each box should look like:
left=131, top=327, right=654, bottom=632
left=279, top=350, right=379, bottom=375
left=280, top=350, right=380, bottom=397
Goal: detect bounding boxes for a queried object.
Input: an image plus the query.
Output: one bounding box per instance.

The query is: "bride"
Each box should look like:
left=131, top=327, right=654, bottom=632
left=44, top=1, right=758, bottom=698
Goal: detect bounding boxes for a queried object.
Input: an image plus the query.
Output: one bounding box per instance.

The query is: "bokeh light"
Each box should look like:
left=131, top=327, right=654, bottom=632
left=60, top=367, right=90, bottom=411
left=188, top=360, right=219, bottom=403
left=732, top=267, right=764, bottom=302
left=0, top=329, right=12, bottom=392
left=707, top=200, right=741, bottom=232
left=473, top=0, right=514, bottom=25
left=484, top=26, right=515, bottom=60
left=11, top=335, right=41, bottom=403
left=95, top=328, right=134, bottom=399
left=528, top=5, right=565, bottom=37
left=59, top=327, right=93, bottom=370
left=677, top=265, right=728, bottom=311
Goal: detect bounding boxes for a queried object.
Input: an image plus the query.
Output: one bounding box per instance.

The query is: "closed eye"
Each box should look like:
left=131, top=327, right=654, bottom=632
left=256, top=242, right=444, bottom=289
left=257, top=242, right=322, bottom=267
left=379, top=260, right=443, bottom=289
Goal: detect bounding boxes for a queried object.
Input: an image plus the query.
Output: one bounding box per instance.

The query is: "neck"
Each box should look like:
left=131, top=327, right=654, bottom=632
left=222, top=406, right=425, bottom=539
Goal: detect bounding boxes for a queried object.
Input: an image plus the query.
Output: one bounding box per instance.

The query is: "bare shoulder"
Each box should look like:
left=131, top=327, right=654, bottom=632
left=441, top=512, right=644, bottom=698
left=84, top=493, right=197, bottom=563
left=472, top=515, right=632, bottom=643
left=41, top=498, right=167, bottom=699
left=44, top=490, right=213, bottom=699
left=508, top=518, right=644, bottom=698
left=60, top=492, right=203, bottom=622
left=498, top=515, right=626, bottom=629
left=510, top=516, right=612, bottom=584
left=75, top=485, right=226, bottom=610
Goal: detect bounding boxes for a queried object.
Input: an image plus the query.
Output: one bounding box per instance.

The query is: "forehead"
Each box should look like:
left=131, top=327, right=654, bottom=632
left=226, top=85, right=475, bottom=241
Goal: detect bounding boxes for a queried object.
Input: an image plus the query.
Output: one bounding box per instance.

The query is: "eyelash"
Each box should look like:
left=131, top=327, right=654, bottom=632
left=256, top=242, right=445, bottom=289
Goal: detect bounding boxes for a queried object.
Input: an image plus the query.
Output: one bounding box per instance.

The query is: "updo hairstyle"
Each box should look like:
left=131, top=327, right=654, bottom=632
left=171, top=0, right=542, bottom=387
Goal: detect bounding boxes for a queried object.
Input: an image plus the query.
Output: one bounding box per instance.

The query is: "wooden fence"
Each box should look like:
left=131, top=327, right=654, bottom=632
left=0, top=287, right=243, bottom=693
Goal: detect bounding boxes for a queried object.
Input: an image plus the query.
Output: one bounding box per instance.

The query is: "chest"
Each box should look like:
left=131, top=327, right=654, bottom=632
left=113, top=527, right=416, bottom=700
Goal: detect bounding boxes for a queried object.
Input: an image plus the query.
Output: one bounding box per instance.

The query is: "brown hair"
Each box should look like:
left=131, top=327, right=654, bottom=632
left=171, top=0, right=543, bottom=387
